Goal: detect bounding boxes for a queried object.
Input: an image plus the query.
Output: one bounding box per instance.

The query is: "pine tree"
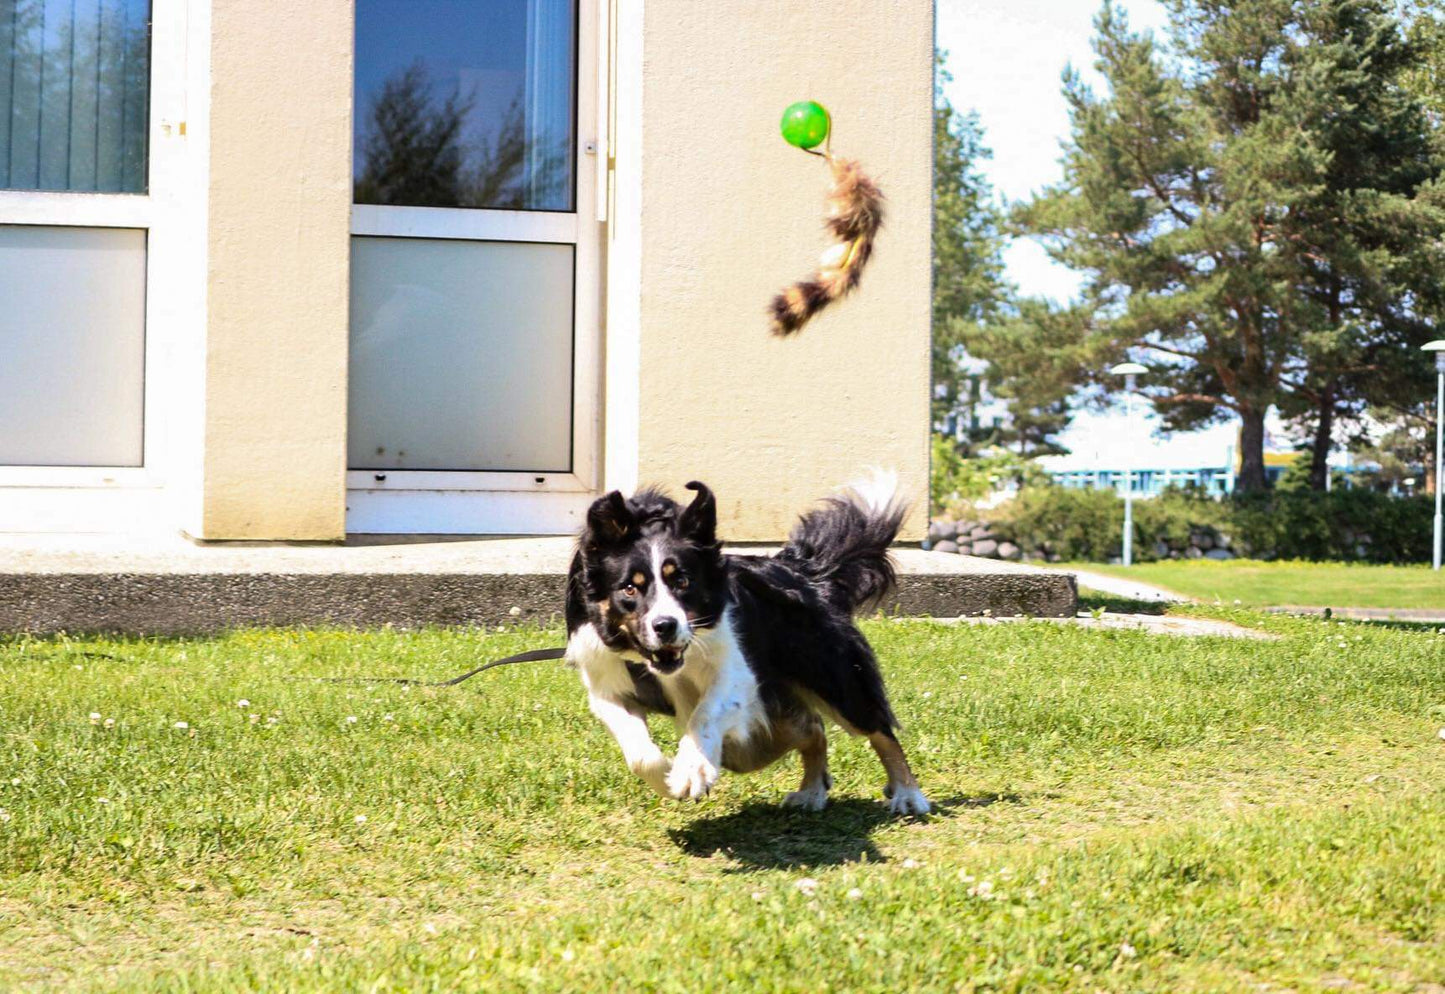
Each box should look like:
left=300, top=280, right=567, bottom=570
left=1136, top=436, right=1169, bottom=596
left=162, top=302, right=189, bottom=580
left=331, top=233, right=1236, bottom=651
left=1014, top=0, right=1445, bottom=491
left=1274, top=0, right=1445, bottom=489
left=932, top=53, right=1010, bottom=435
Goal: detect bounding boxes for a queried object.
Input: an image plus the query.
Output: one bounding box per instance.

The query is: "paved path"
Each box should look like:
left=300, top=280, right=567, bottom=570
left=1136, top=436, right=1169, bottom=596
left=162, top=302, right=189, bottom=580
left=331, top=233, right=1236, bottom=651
left=1040, top=567, right=1189, bottom=604
left=1045, top=567, right=1441, bottom=624
left=920, top=612, right=1275, bottom=639
left=1265, top=606, right=1445, bottom=625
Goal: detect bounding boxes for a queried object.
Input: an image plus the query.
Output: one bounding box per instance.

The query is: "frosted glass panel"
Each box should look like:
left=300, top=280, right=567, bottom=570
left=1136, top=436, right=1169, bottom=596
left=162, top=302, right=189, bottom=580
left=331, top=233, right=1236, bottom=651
left=0, top=224, right=145, bottom=466
left=348, top=237, right=574, bottom=472
left=0, top=0, right=151, bottom=192
left=353, top=0, right=576, bottom=211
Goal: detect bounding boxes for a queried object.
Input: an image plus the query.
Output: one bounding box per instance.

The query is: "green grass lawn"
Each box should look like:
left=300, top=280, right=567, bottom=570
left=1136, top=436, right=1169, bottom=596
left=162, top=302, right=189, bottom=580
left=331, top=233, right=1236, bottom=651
left=1075, top=559, right=1445, bottom=610
left=2, top=617, right=1443, bottom=992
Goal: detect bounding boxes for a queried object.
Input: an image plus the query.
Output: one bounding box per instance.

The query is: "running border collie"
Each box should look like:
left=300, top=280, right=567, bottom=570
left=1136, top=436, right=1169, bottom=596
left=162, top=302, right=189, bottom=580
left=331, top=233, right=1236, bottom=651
left=563, top=473, right=930, bottom=815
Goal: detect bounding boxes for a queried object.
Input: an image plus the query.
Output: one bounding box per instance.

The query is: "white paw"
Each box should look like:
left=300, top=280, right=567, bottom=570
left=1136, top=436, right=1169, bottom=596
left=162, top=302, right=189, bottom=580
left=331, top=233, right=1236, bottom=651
left=630, top=754, right=672, bottom=797
left=667, top=741, right=719, bottom=801
left=783, top=783, right=830, bottom=812
left=885, top=785, right=931, bottom=816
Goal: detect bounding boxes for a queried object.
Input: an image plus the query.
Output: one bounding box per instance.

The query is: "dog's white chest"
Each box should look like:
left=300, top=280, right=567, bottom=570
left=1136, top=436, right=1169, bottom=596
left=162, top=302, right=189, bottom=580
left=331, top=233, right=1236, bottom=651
left=568, top=611, right=765, bottom=745
left=655, top=612, right=765, bottom=740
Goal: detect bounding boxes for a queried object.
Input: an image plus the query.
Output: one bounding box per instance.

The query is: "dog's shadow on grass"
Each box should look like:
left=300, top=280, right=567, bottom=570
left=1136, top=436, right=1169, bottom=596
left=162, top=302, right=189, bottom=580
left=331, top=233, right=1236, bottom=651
left=669, top=793, right=1019, bottom=870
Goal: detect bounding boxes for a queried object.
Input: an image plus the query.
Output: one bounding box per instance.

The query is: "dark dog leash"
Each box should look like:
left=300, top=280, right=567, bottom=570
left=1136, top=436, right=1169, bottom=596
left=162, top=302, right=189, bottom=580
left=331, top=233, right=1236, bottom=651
left=325, top=646, right=567, bottom=687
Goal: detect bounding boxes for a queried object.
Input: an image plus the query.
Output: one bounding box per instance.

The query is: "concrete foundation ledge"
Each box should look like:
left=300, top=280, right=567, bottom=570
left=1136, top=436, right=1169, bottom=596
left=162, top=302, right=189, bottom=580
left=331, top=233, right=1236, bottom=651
left=0, top=537, right=1078, bottom=636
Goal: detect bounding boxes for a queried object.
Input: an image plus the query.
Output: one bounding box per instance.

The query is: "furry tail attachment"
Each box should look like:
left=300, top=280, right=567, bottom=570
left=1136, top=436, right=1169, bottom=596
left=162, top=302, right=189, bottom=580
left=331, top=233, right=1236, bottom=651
left=769, top=154, right=885, bottom=337
left=778, top=469, right=908, bottom=613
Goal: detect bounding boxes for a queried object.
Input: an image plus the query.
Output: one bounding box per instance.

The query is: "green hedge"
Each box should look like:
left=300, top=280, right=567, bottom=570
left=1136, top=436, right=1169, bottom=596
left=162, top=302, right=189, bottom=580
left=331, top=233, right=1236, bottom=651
left=978, top=487, right=1435, bottom=564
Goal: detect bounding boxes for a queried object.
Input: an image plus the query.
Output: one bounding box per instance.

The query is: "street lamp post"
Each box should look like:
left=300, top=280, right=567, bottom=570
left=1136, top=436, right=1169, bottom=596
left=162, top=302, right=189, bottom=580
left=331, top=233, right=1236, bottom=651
left=1110, top=363, right=1148, bottom=566
left=1424, top=341, right=1445, bottom=571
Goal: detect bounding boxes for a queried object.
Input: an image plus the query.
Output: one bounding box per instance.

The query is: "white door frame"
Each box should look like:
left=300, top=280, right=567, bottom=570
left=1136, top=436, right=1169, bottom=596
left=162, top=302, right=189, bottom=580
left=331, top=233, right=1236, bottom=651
left=0, top=0, right=183, bottom=532
left=345, top=0, right=603, bottom=535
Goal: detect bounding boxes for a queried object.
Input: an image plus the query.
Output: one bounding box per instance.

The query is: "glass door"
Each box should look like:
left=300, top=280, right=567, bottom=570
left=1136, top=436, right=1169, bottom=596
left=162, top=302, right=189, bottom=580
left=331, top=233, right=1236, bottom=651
left=347, top=0, right=600, bottom=533
left=0, top=0, right=151, bottom=476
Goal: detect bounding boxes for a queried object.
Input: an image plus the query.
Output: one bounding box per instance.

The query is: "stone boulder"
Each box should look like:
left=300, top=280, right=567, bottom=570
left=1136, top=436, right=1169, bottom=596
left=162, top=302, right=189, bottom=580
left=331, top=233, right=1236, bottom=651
left=997, top=541, right=1021, bottom=561
left=1204, top=548, right=1233, bottom=560
left=972, top=539, right=999, bottom=558
left=932, top=539, right=959, bottom=554
left=928, top=519, right=958, bottom=542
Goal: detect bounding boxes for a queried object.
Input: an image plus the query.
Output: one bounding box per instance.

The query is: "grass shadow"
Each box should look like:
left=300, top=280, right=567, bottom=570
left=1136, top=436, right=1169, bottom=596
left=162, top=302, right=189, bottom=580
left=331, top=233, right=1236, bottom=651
left=670, top=793, right=1021, bottom=870
left=1077, top=591, right=1173, bottom=615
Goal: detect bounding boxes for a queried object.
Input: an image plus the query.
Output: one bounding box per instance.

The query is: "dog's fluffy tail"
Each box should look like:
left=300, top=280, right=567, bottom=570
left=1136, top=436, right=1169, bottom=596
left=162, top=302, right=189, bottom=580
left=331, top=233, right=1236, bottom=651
left=778, top=469, right=908, bottom=613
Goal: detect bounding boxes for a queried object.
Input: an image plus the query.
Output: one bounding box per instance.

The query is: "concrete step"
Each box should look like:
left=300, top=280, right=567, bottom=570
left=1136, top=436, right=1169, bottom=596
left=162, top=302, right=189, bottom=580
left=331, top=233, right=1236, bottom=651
left=0, top=534, right=1078, bottom=636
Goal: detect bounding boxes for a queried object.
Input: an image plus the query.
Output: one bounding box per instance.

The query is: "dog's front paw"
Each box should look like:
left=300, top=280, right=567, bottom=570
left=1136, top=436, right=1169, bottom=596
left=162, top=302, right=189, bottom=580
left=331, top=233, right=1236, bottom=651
left=667, top=740, right=719, bottom=801
left=885, top=784, right=932, bottom=816
left=631, top=754, right=672, bottom=797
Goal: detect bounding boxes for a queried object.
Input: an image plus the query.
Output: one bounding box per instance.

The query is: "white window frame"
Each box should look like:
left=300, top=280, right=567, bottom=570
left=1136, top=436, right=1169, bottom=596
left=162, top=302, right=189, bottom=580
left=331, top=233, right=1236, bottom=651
left=0, top=0, right=180, bottom=516
left=345, top=0, right=603, bottom=535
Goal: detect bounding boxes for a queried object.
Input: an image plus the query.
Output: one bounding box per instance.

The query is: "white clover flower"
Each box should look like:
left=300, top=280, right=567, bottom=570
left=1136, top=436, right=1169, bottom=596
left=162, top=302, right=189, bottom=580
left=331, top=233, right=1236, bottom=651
left=969, top=880, right=995, bottom=899
left=103, top=718, right=115, bottom=728
left=96, top=797, right=110, bottom=805
left=751, top=891, right=764, bottom=901
left=267, top=717, right=279, bottom=725
left=237, top=699, right=250, bottom=708
left=354, top=814, right=367, bottom=824
left=89, top=712, right=101, bottom=723
left=345, top=716, right=358, bottom=725
left=0, top=809, right=9, bottom=822
left=561, top=949, right=575, bottom=962
left=383, top=714, right=395, bottom=722
left=173, top=721, right=189, bottom=730
left=9, top=778, right=18, bottom=787
left=794, top=877, right=818, bottom=896
left=1120, top=942, right=1137, bottom=959
left=901, top=858, right=921, bottom=869
left=846, top=888, right=863, bottom=900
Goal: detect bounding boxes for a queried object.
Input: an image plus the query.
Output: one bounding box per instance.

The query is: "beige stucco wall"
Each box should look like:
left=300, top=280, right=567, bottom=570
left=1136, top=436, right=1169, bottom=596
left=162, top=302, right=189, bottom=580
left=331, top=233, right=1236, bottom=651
left=194, top=0, right=353, bottom=540
left=629, top=0, right=935, bottom=541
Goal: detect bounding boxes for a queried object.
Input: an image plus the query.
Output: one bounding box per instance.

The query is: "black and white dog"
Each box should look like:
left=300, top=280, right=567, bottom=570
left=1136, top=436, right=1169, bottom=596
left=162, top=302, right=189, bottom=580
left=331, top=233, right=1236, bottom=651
left=564, top=473, right=930, bottom=815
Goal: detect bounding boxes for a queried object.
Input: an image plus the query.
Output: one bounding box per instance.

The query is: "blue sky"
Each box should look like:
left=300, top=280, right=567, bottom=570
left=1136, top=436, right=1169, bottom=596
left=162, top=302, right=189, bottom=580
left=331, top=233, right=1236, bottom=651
left=936, top=0, right=1170, bottom=303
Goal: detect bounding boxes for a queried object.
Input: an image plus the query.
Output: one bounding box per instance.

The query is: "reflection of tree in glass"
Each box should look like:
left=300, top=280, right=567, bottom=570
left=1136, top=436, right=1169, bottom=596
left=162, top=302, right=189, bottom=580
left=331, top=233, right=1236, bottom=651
left=354, top=62, right=570, bottom=210
left=2, top=0, right=149, bottom=193
left=354, top=62, right=470, bottom=207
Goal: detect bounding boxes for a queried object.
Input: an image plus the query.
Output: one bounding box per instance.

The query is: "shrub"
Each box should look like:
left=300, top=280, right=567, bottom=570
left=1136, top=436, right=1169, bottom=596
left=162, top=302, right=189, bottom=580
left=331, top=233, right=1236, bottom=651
left=930, top=434, right=1050, bottom=511
left=976, top=486, right=1434, bottom=563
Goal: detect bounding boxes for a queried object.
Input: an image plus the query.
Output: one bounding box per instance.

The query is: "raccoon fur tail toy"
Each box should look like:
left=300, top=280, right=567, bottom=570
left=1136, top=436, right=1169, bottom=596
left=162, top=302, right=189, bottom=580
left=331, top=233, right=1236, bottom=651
left=770, top=101, right=884, bottom=337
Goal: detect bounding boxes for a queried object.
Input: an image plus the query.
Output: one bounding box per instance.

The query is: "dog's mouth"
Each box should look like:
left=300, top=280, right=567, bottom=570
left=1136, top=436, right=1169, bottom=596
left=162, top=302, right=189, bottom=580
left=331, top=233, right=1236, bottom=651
left=647, top=646, right=686, bottom=674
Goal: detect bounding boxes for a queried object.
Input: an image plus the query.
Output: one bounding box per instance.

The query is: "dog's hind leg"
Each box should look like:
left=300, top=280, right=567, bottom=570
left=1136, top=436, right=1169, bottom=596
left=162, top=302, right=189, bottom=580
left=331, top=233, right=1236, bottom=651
left=783, top=718, right=832, bottom=812
left=868, top=730, right=930, bottom=816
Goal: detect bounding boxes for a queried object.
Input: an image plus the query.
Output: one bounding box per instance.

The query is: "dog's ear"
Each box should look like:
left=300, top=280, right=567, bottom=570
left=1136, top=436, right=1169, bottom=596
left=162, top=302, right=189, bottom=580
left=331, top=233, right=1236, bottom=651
left=678, top=481, right=717, bottom=546
left=585, top=491, right=635, bottom=546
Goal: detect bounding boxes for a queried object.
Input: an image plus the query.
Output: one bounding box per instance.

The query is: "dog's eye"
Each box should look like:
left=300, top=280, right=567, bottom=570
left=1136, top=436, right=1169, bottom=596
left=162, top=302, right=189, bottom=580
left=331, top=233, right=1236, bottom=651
left=673, top=574, right=689, bottom=590
left=621, top=582, right=638, bottom=597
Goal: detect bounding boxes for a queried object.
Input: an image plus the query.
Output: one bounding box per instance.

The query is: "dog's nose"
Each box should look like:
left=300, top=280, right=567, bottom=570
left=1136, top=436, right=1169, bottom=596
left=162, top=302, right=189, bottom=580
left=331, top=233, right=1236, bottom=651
left=651, top=617, right=679, bottom=641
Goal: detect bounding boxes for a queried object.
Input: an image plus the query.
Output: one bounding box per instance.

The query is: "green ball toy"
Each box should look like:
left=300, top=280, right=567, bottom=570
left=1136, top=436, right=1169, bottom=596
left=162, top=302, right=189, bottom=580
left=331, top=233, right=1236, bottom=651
left=780, top=100, right=830, bottom=150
